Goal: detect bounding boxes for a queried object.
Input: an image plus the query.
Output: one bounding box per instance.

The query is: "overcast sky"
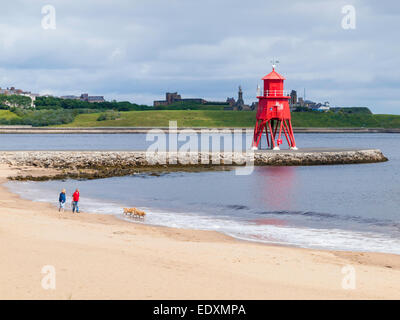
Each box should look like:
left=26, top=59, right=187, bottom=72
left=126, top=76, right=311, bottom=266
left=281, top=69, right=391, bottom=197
left=0, top=0, right=399, bottom=113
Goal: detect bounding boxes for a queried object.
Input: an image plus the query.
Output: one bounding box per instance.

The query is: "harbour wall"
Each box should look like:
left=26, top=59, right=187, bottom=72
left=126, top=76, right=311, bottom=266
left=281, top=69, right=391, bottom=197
left=0, top=149, right=388, bottom=169
left=0, top=127, right=400, bottom=134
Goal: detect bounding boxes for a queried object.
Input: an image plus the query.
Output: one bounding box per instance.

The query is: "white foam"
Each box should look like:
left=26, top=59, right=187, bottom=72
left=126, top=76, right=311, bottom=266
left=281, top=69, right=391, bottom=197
left=126, top=208, right=400, bottom=255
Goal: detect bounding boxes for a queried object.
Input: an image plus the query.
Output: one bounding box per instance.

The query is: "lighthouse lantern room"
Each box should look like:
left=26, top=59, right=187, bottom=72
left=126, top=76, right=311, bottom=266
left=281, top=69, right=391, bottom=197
left=252, top=62, right=297, bottom=150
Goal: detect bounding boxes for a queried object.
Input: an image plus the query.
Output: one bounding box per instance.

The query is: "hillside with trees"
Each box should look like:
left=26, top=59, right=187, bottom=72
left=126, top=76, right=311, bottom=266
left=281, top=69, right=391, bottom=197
left=0, top=94, right=32, bottom=108
left=1, top=95, right=400, bottom=128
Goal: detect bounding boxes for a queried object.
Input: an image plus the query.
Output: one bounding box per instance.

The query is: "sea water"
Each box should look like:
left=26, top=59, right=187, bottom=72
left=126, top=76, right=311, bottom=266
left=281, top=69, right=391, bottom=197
left=5, top=133, right=400, bottom=254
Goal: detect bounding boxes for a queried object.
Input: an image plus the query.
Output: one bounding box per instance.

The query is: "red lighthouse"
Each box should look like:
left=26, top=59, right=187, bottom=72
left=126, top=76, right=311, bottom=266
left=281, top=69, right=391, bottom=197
left=252, top=63, right=297, bottom=150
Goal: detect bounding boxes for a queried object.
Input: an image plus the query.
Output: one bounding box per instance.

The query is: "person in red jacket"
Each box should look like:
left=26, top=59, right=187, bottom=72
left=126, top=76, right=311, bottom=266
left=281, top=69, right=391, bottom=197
left=72, top=189, right=80, bottom=213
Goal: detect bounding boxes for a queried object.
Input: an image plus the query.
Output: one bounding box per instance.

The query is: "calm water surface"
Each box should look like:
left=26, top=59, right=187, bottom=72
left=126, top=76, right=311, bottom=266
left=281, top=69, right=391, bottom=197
left=5, top=133, right=400, bottom=254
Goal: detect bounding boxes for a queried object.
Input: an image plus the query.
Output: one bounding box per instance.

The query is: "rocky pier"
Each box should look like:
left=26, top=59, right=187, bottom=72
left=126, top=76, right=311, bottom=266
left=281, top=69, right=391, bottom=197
left=0, top=148, right=388, bottom=170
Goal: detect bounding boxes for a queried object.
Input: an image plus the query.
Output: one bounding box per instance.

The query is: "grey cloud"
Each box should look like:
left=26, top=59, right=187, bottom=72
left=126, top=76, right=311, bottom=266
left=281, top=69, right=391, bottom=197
left=0, top=0, right=399, bottom=112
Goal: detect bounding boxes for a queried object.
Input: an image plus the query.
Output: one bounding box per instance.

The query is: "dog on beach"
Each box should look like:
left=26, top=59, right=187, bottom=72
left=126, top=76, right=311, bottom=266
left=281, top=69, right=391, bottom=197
left=123, top=207, right=146, bottom=218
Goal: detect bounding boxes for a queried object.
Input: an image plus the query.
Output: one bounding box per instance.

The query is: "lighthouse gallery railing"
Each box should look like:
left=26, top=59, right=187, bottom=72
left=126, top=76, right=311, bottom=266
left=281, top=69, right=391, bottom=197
left=262, top=90, right=291, bottom=97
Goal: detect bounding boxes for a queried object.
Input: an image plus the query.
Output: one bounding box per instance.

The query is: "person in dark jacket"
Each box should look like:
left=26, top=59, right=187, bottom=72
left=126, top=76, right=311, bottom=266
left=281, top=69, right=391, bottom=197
left=59, top=189, right=66, bottom=213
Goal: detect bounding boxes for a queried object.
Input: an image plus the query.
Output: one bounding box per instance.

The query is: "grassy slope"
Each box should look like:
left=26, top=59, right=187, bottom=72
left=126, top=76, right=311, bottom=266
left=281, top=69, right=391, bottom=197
left=56, top=110, right=256, bottom=127
left=0, top=110, right=20, bottom=120
left=53, top=110, right=400, bottom=128
left=0, top=109, right=398, bottom=128
left=291, top=112, right=380, bottom=127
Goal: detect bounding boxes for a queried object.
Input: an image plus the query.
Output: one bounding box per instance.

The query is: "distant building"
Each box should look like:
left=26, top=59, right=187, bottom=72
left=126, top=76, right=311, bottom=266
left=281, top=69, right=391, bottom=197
left=290, top=90, right=297, bottom=106
left=60, top=95, right=80, bottom=100
left=166, top=92, right=181, bottom=105
left=224, top=97, right=236, bottom=110
left=86, top=96, right=105, bottom=103
left=20, top=93, right=39, bottom=107
left=181, top=98, right=205, bottom=104
left=311, top=101, right=330, bottom=112
left=224, top=86, right=253, bottom=111
left=304, top=100, right=317, bottom=108
left=60, top=93, right=105, bottom=103
left=0, top=87, right=40, bottom=108
left=235, top=86, right=245, bottom=110
left=153, top=92, right=206, bottom=107
left=235, top=86, right=252, bottom=110
left=251, top=101, right=258, bottom=110
left=315, top=105, right=330, bottom=112
left=80, top=93, right=105, bottom=103
left=153, top=100, right=166, bottom=107
left=226, top=97, right=235, bottom=106
left=154, top=87, right=252, bottom=111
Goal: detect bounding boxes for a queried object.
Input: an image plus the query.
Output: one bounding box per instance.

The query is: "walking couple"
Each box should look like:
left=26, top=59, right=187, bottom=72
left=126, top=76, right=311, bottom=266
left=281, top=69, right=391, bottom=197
left=59, top=189, right=80, bottom=214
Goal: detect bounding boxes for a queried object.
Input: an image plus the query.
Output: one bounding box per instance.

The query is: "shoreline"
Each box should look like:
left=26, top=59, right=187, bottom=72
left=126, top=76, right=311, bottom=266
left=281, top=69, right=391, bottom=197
left=8, top=177, right=400, bottom=256
left=1, top=126, right=400, bottom=134
left=1, top=164, right=400, bottom=299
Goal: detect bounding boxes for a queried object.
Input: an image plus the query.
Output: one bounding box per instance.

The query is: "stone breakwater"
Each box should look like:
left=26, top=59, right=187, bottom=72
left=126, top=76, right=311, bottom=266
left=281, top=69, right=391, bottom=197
left=0, top=149, right=388, bottom=169
left=1, top=127, right=400, bottom=134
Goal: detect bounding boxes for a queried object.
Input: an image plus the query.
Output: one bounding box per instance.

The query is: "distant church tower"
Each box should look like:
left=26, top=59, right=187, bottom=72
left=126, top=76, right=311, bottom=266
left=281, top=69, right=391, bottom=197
left=235, top=86, right=245, bottom=110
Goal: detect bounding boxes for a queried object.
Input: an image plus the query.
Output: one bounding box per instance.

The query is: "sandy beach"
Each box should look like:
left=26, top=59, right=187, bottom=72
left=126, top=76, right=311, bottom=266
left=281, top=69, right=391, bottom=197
left=0, top=164, right=399, bottom=300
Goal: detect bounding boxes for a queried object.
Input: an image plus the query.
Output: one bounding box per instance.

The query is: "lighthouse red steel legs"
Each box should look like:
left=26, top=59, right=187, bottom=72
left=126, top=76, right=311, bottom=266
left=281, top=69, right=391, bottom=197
left=252, top=65, right=297, bottom=150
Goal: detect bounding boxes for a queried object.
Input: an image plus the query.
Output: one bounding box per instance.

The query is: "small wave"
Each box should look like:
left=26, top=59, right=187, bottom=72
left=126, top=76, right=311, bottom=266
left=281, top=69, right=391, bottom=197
left=255, top=210, right=399, bottom=229
left=225, top=204, right=250, bottom=210
left=256, top=210, right=337, bottom=218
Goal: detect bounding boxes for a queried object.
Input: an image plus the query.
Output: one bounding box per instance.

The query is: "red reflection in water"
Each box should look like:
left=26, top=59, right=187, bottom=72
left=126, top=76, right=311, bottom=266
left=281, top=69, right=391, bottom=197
left=255, top=166, right=297, bottom=211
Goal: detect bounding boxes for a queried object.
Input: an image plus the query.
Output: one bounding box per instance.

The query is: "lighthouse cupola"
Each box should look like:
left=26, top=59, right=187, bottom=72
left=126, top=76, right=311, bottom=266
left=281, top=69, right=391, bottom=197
left=262, top=67, right=285, bottom=97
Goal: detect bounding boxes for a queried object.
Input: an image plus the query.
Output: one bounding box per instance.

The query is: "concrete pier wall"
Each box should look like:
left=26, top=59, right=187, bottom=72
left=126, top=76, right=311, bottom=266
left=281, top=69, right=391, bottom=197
left=0, top=149, right=388, bottom=168
left=1, top=127, right=400, bottom=134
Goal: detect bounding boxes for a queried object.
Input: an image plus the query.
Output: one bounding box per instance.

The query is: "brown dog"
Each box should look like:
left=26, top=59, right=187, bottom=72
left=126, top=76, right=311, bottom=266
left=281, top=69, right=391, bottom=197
left=123, top=207, right=146, bottom=218
left=134, top=208, right=146, bottom=218
left=123, top=208, right=132, bottom=216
